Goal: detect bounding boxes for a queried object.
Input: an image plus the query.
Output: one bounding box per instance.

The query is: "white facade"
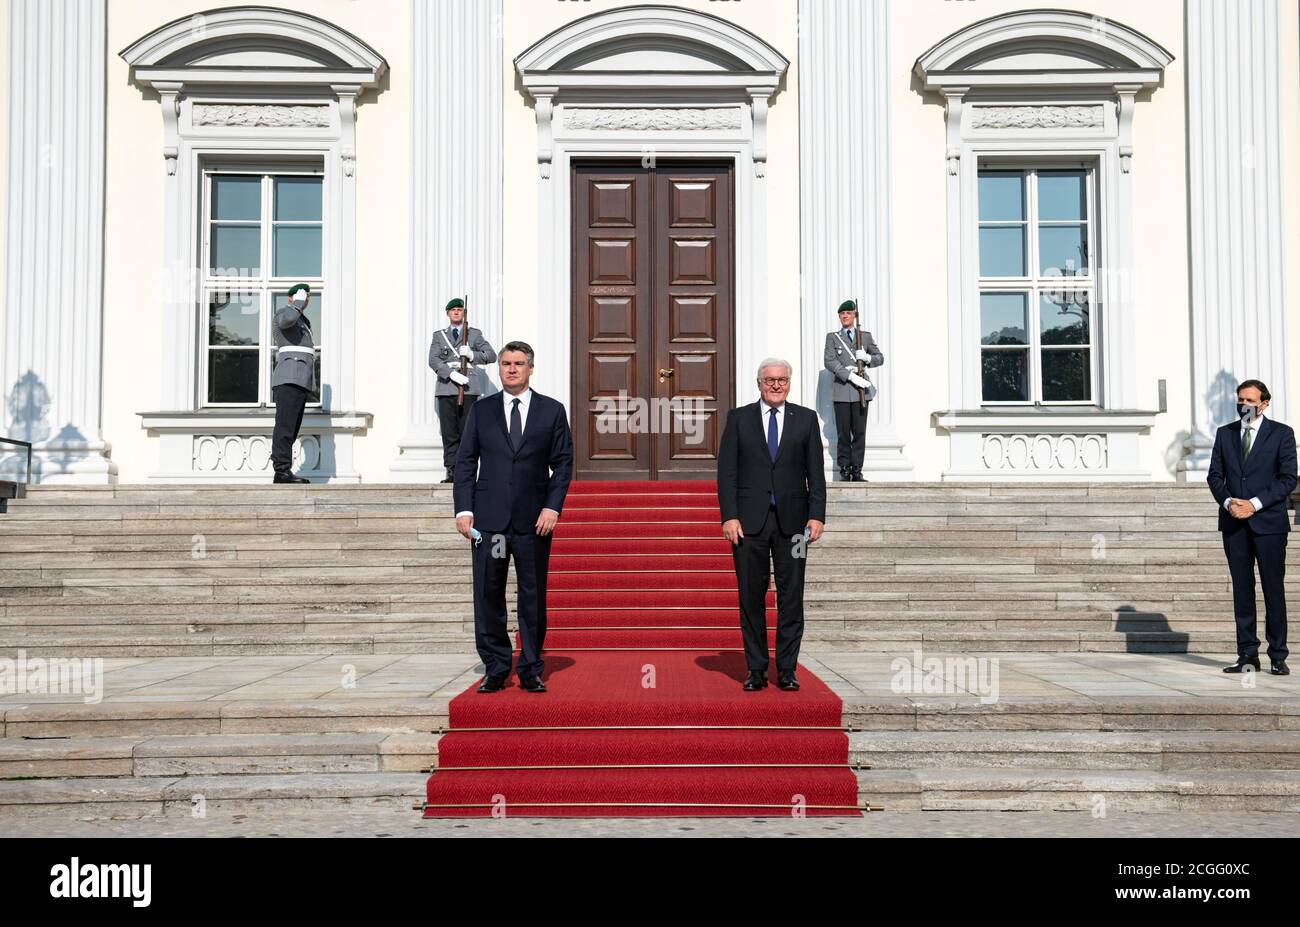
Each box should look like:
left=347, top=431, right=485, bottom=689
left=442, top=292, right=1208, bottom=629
left=2, top=0, right=1297, bottom=484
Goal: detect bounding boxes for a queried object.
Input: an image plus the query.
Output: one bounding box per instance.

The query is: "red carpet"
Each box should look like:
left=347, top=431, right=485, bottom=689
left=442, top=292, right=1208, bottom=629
left=422, top=480, right=861, bottom=817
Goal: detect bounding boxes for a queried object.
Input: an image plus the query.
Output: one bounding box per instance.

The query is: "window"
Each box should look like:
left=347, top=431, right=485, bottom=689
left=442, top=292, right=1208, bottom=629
left=977, top=166, right=1096, bottom=405
left=202, top=167, right=324, bottom=406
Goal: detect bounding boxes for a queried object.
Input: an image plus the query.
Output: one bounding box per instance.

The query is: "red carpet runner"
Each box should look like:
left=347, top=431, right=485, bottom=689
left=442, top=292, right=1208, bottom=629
left=422, top=481, right=862, bottom=817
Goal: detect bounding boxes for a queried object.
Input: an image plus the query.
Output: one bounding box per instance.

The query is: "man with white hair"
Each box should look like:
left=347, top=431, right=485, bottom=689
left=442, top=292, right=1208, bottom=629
left=717, top=358, right=827, bottom=691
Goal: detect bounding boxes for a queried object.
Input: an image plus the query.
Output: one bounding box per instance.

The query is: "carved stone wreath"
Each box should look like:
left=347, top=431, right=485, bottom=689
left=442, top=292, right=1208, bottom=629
left=564, top=107, right=743, bottom=131
left=192, top=104, right=331, bottom=128
left=970, top=105, right=1105, bottom=130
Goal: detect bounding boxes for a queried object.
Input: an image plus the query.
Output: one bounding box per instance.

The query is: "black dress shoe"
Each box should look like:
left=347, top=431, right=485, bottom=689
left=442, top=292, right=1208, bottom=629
left=742, top=671, right=768, bottom=691
left=519, top=675, right=547, bottom=693
left=1271, top=660, right=1291, bottom=676
left=1223, top=657, right=1261, bottom=673
left=477, top=674, right=508, bottom=693
left=777, top=671, right=800, bottom=691
left=273, top=471, right=310, bottom=484
left=440, top=476, right=455, bottom=483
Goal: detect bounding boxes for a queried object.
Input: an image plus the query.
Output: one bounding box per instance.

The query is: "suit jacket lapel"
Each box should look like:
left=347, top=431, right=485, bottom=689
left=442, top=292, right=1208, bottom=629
left=775, top=405, right=794, bottom=463
left=516, top=393, right=543, bottom=457
left=754, top=402, right=792, bottom=465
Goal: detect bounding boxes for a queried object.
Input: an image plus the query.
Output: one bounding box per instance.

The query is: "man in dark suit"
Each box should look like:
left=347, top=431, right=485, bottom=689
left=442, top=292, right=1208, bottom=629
left=1208, top=379, right=1296, bottom=676
left=718, top=358, right=827, bottom=692
left=453, top=342, right=574, bottom=693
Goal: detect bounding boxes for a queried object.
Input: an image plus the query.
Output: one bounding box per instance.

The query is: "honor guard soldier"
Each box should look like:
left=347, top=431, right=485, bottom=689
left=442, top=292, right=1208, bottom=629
left=430, top=297, right=497, bottom=482
left=823, top=299, right=884, bottom=482
left=271, top=283, right=318, bottom=484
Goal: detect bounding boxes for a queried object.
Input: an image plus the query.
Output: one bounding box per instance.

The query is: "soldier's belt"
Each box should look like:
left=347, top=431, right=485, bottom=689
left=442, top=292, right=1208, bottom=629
left=276, top=346, right=315, bottom=356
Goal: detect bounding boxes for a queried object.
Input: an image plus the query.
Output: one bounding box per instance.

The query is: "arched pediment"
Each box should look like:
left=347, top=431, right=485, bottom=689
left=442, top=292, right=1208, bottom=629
left=121, top=6, right=387, bottom=88
left=915, top=9, right=1172, bottom=90
left=516, top=4, right=787, bottom=83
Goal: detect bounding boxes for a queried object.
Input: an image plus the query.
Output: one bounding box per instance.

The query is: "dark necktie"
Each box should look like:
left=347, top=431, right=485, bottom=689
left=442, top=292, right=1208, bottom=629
left=843, top=329, right=854, bottom=347
left=510, top=397, right=522, bottom=450
left=450, top=327, right=460, bottom=342
left=768, top=407, right=779, bottom=506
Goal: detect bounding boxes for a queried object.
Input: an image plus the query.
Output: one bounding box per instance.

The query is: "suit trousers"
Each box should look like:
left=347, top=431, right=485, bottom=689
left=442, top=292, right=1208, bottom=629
left=731, top=506, right=807, bottom=674
left=1222, top=526, right=1289, bottom=661
left=271, top=384, right=309, bottom=474
left=834, top=400, right=868, bottom=474
left=438, top=394, right=477, bottom=478
left=471, top=528, right=552, bottom=679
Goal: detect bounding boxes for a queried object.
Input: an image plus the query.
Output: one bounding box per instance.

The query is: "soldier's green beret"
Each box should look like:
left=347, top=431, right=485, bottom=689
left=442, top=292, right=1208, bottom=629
left=445, top=298, right=465, bottom=311
left=288, top=283, right=311, bottom=299
left=837, top=299, right=858, bottom=313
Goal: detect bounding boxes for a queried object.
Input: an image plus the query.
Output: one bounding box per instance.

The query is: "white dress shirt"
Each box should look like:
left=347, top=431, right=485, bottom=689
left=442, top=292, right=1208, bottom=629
left=1225, top=410, right=1266, bottom=514
left=455, top=388, right=533, bottom=519
left=760, top=399, right=786, bottom=448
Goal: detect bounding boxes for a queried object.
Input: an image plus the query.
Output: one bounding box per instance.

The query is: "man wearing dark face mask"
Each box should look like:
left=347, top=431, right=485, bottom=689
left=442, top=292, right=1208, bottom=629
left=1208, top=380, right=1296, bottom=675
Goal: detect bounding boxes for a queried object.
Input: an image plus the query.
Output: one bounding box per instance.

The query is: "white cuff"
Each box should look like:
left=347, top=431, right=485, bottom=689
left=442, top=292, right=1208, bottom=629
left=455, top=511, right=473, bottom=519
left=1224, top=498, right=1235, bottom=511
left=1250, top=497, right=1263, bottom=512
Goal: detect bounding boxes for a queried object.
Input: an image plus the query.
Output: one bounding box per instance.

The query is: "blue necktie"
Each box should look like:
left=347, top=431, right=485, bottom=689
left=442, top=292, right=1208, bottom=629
left=843, top=329, right=855, bottom=347
left=767, top=407, right=779, bottom=505
left=510, top=398, right=522, bottom=450
left=450, top=327, right=460, bottom=342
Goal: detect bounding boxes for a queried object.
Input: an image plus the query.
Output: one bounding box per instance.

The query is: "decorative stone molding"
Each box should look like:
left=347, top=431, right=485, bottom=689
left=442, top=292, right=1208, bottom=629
left=513, top=5, right=788, bottom=413
left=969, top=105, right=1104, bottom=131
left=390, top=0, right=503, bottom=481
left=915, top=10, right=1172, bottom=431
left=799, top=0, right=910, bottom=477
left=565, top=107, right=743, bottom=131
left=122, top=7, right=387, bottom=483
left=1180, top=0, right=1288, bottom=479
left=192, top=104, right=331, bottom=128
left=1, top=0, right=117, bottom=484
left=934, top=409, right=1158, bottom=481
left=140, top=411, right=371, bottom=483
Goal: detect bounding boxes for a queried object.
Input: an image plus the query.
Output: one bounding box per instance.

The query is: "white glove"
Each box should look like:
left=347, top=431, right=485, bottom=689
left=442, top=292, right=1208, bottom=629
left=854, top=349, right=870, bottom=363
left=848, top=373, right=870, bottom=390
left=448, top=371, right=469, bottom=387
left=457, top=344, right=473, bottom=359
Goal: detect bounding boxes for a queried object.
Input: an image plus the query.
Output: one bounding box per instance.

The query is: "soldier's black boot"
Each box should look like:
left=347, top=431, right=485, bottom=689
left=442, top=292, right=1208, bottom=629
left=839, top=467, right=851, bottom=482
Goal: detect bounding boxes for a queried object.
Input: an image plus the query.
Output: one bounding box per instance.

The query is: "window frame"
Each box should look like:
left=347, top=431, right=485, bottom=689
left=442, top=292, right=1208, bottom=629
left=976, top=160, right=1099, bottom=407
left=199, top=162, right=325, bottom=409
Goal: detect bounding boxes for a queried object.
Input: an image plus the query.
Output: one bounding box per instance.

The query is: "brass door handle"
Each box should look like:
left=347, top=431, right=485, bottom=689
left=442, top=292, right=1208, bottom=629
left=658, top=368, right=674, bottom=383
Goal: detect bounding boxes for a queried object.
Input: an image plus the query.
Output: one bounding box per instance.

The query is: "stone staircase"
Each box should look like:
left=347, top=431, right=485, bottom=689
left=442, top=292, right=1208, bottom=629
left=1, top=483, right=1296, bottom=820
left=1, top=483, right=1290, bottom=657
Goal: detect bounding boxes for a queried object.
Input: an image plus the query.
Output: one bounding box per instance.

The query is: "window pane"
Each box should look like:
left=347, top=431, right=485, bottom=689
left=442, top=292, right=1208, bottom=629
left=273, top=292, right=323, bottom=337
left=211, top=175, right=261, bottom=221
left=1040, top=293, right=1090, bottom=346
left=208, top=291, right=260, bottom=346
left=208, top=349, right=259, bottom=404
left=1038, top=171, right=1087, bottom=222
left=982, top=350, right=1029, bottom=402
left=273, top=225, right=322, bottom=277
left=979, top=226, right=1027, bottom=277
left=1042, top=349, right=1091, bottom=402
left=274, top=177, right=323, bottom=222
left=981, top=293, right=1028, bottom=345
left=978, top=172, right=1025, bottom=221
left=211, top=225, right=261, bottom=276
left=1039, top=225, right=1089, bottom=276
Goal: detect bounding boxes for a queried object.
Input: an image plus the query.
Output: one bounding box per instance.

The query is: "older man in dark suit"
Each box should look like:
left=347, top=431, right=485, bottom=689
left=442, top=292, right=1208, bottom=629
left=1208, top=379, right=1296, bottom=676
left=718, top=357, right=827, bottom=692
left=453, top=341, right=574, bottom=693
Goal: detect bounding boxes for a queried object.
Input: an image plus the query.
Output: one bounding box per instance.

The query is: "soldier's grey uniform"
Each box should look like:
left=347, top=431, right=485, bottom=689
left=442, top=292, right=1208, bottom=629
left=824, top=328, right=884, bottom=480
left=270, top=303, right=317, bottom=476
left=429, top=324, right=497, bottom=479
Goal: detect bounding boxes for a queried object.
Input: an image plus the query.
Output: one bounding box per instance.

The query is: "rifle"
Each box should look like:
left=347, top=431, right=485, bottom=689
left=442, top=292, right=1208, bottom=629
left=457, top=292, right=469, bottom=407
left=852, top=297, right=867, bottom=410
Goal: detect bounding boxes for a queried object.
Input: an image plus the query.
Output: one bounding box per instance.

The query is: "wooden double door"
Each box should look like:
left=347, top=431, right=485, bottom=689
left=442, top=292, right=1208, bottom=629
left=571, top=160, right=735, bottom=481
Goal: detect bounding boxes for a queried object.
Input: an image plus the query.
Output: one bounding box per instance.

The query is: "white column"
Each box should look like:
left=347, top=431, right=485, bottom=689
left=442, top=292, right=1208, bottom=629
left=798, top=0, right=911, bottom=477
left=1181, top=0, right=1288, bottom=478
left=2, top=0, right=115, bottom=483
left=389, top=0, right=503, bottom=481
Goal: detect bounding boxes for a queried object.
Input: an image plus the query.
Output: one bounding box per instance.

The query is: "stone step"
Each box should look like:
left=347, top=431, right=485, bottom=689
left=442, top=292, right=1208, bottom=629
left=857, top=768, right=1300, bottom=812
left=848, top=731, right=1300, bottom=770
left=0, top=731, right=437, bottom=779
left=0, top=772, right=427, bottom=816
